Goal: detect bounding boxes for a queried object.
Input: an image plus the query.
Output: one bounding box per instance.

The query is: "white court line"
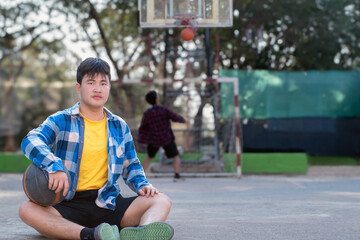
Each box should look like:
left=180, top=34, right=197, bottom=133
left=286, top=179, right=306, bottom=189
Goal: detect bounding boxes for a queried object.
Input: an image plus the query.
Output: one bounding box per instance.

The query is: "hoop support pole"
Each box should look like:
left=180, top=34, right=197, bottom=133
left=217, top=77, right=242, bottom=179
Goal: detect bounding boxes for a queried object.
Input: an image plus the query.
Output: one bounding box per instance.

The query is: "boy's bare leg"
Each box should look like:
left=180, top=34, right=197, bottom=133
left=142, top=156, right=152, bottom=172
left=172, top=155, right=181, bottom=174
left=120, top=193, right=172, bottom=228
left=19, top=201, right=83, bottom=239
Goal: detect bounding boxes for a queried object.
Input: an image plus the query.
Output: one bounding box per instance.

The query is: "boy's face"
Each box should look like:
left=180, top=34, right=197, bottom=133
left=76, top=73, right=110, bottom=109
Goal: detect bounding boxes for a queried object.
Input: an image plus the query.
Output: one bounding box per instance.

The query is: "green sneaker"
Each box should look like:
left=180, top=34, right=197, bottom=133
left=112, top=225, right=120, bottom=240
left=94, top=223, right=120, bottom=240
left=120, top=222, right=174, bottom=240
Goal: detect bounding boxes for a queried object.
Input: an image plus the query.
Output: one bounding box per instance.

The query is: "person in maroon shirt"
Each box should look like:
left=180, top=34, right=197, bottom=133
left=138, top=90, right=186, bottom=182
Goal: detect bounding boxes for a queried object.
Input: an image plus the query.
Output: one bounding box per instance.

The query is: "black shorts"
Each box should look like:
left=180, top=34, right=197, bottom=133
left=147, top=141, right=179, bottom=158
left=53, top=190, right=137, bottom=229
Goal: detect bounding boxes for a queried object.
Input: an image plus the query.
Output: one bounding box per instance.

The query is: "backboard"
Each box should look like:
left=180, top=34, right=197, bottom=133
left=138, top=0, right=233, bottom=28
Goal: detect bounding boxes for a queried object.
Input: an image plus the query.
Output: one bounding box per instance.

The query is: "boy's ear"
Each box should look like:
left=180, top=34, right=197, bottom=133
left=75, top=83, right=81, bottom=92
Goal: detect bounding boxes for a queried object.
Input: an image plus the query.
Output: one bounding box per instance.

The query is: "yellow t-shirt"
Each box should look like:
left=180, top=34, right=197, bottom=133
left=77, top=112, right=108, bottom=191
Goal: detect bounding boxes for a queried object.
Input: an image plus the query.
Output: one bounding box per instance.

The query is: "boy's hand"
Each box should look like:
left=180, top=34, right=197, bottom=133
left=138, top=185, right=160, bottom=198
left=48, top=171, right=70, bottom=197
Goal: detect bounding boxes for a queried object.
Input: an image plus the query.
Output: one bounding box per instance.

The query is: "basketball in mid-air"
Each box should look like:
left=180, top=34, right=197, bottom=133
left=181, top=28, right=195, bottom=41
left=22, top=163, right=71, bottom=206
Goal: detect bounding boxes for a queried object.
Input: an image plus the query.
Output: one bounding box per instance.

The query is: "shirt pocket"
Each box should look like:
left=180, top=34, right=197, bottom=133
left=109, top=136, right=125, bottom=175
left=110, top=136, right=125, bottom=158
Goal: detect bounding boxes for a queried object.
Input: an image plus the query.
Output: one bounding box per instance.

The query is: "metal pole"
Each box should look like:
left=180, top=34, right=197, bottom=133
left=204, top=28, right=220, bottom=162
left=233, top=80, right=242, bottom=178
left=204, top=28, right=212, bottom=78
left=185, top=55, right=191, bottom=153
left=217, top=77, right=242, bottom=178
left=163, top=30, right=169, bottom=78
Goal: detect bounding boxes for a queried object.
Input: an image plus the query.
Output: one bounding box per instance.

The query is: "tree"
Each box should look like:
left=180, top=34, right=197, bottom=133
left=0, top=0, right=68, bottom=151
left=213, top=0, right=360, bottom=71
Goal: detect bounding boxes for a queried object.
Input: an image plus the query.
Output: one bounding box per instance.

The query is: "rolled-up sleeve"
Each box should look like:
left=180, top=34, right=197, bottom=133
left=122, top=124, right=149, bottom=193
left=21, top=116, right=65, bottom=173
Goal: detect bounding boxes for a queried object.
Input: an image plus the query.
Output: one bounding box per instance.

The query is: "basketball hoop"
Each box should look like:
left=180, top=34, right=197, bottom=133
left=138, top=0, right=233, bottom=28
left=173, top=14, right=198, bottom=26
left=174, top=14, right=198, bottom=41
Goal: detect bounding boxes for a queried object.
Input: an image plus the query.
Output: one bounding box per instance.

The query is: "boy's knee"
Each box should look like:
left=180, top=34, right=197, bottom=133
left=156, top=193, right=172, bottom=208
left=19, top=201, right=33, bottom=222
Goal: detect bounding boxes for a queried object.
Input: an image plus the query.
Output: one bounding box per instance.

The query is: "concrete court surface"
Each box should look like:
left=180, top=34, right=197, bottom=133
left=0, top=166, right=360, bottom=240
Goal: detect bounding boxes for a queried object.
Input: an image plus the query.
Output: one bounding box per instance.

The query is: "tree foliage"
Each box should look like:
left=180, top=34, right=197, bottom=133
left=214, top=0, right=360, bottom=71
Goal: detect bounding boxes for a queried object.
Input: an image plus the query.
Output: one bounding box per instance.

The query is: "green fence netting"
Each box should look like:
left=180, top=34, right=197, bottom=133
left=220, top=70, right=360, bottom=119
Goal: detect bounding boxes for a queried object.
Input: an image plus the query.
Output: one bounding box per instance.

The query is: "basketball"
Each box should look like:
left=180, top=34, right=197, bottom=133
left=181, top=28, right=195, bottom=41
left=22, top=163, right=71, bottom=207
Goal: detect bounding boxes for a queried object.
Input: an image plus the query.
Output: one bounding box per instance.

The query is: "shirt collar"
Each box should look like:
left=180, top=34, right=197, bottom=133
left=70, top=102, right=115, bottom=120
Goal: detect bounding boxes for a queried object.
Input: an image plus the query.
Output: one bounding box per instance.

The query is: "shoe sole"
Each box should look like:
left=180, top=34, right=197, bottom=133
left=95, top=223, right=119, bottom=240
left=120, top=222, right=174, bottom=240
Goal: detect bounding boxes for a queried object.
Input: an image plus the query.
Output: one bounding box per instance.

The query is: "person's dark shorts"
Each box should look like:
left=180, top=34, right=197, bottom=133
left=53, top=190, right=137, bottom=229
left=147, top=141, right=179, bottom=158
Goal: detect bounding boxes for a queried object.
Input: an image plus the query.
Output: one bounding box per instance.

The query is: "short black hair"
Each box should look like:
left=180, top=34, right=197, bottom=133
left=145, top=90, right=157, bottom=105
left=76, top=57, right=111, bottom=84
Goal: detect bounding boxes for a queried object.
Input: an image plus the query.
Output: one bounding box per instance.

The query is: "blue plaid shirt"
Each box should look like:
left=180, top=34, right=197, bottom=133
left=21, top=102, right=149, bottom=210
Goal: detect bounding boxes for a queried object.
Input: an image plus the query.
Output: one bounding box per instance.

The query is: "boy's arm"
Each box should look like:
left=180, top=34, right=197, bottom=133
left=21, top=115, right=65, bottom=173
left=122, top=124, right=150, bottom=193
left=166, top=107, right=186, bottom=123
